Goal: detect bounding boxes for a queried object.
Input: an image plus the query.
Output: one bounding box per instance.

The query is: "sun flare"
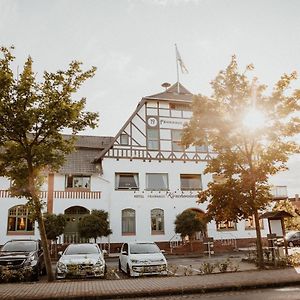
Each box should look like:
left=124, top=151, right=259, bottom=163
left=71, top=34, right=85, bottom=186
left=243, top=108, right=266, bottom=130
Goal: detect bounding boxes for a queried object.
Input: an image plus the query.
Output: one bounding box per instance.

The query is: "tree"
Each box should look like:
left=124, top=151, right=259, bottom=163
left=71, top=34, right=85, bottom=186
left=273, top=200, right=300, bottom=231
left=0, top=46, right=98, bottom=281
left=174, top=210, right=206, bottom=240
left=182, top=55, right=300, bottom=268
left=78, top=209, right=112, bottom=243
left=44, top=213, right=66, bottom=241
left=43, top=213, right=66, bottom=259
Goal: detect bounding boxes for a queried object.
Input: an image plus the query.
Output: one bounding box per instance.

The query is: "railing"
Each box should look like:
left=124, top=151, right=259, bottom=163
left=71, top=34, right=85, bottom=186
left=0, top=190, right=47, bottom=198
left=214, top=232, right=238, bottom=250
left=54, top=191, right=101, bottom=199
left=63, top=232, right=89, bottom=244
left=0, top=190, right=101, bottom=200
left=169, top=233, right=182, bottom=253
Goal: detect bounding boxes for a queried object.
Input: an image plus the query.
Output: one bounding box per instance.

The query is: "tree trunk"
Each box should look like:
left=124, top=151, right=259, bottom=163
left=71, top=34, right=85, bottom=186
left=35, top=206, right=55, bottom=281
left=254, top=208, right=264, bottom=269
left=28, top=172, right=54, bottom=282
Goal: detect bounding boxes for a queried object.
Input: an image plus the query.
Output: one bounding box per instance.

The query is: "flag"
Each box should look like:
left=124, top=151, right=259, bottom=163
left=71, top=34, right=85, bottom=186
left=175, top=44, right=188, bottom=74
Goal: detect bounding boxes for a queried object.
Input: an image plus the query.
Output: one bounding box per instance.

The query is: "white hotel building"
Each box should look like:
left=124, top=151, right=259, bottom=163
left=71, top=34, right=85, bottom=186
left=0, top=82, right=285, bottom=252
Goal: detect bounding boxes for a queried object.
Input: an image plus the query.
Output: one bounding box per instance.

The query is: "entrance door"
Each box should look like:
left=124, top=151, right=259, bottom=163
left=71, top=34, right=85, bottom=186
left=64, top=206, right=90, bottom=243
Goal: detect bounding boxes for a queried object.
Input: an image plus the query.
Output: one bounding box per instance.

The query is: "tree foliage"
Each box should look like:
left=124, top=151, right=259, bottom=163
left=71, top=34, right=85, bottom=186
left=78, top=209, right=112, bottom=243
left=43, top=213, right=66, bottom=241
left=174, top=210, right=206, bottom=240
left=273, top=200, right=300, bottom=231
left=0, top=46, right=99, bottom=281
left=182, top=55, right=300, bottom=267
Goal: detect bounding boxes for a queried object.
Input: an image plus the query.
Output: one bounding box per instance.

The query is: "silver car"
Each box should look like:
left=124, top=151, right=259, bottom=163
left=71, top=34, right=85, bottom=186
left=56, top=243, right=106, bottom=279
left=118, top=241, right=167, bottom=277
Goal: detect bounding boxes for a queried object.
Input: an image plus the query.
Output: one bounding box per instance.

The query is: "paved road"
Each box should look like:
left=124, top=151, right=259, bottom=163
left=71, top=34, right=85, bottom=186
left=103, top=253, right=255, bottom=279
left=129, top=286, right=300, bottom=300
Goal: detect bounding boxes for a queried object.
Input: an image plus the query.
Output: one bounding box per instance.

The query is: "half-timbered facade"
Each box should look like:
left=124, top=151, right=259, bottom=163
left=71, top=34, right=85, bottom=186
left=0, top=82, right=279, bottom=250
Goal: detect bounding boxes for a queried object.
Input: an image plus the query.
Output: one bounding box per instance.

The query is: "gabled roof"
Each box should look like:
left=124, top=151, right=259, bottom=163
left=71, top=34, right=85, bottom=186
left=59, top=135, right=114, bottom=174
left=63, top=135, right=114, bottom=149
left=260, top=211, right=293, bottom=219
left=144, top=82, right=193, bottom=102
left=95, top=82, right=193, bottom=161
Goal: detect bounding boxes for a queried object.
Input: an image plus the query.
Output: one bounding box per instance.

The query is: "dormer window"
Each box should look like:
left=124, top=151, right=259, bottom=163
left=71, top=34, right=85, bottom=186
left=66, top=175, right=91, bottom=190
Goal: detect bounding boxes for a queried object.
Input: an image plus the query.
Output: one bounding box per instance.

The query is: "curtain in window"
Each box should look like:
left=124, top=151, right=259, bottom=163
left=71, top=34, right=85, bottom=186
left=7, top=205, right=33, bottom=232
left=151, top=209, right=164, bottom=233
left=146, top=174, right=168, bottom=190
left=122, top=209, right=136, bottom=234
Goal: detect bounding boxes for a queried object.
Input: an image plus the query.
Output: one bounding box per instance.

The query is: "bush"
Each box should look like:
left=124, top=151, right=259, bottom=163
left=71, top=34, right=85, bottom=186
left=200, top=262, right=215, bottom=274
left=0, top=267, right=33, bottom=283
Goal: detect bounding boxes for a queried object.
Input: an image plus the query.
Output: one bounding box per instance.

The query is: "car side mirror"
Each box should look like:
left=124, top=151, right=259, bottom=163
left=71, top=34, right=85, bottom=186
left=102, top=249, right=108, bottom=256
left=121, top=251, right=128, bottom=256
left=161, top=249, right=166, bottom=254
left=58, top=251, right=63, bottom=257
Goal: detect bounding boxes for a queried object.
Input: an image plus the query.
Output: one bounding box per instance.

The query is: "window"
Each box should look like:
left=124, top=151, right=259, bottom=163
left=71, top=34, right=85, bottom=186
left=146, top=173, right=169, bottom=191
left=171, top=130, right=184, bottom=152
left=216, top=220, right=237, bottom=231
left=115, top=173, right=139, bottom=190
left=245, top=215, right=264, bottom=230
left=147, top=128, right=159, bottom=150
left=151, top=209, right=164, bottom=234
left=180, top=174, right=202, bottom=190
left=169, top=103, right=191, bottom=111
left=66, top=175, right=90, bottom=189
left=122, top=209, right=136, bottom=235
left=120, top=133, right=129, bottom=145
left=7, top=205, right=34, bottom=233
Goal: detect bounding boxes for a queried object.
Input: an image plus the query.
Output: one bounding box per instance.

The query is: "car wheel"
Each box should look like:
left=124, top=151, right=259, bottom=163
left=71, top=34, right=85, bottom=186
left=288, top=241, right=294, bottom=247
left=127, top=264, right=132, bottom=277
left=31, top=268, right=40, bottom=281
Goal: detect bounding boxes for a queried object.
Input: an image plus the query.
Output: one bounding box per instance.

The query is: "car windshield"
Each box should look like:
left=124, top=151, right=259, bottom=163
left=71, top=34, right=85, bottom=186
left=1, top=241, right=37, bottom=252
left=286, top=231, right=299, bottom=238
left=64, top=244, right=100, bottom=255
left=130, top=243, right=160, bottom=254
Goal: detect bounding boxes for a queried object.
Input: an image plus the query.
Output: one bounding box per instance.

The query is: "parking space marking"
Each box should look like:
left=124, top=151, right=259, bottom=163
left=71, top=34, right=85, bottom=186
left=179, top=264, right=202, bottom=274
left=111, top=269, right=120, bottom=279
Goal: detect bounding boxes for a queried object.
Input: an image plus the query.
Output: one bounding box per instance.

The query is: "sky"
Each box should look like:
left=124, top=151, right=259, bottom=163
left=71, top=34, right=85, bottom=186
left=0, top=0, right=299, bottom=196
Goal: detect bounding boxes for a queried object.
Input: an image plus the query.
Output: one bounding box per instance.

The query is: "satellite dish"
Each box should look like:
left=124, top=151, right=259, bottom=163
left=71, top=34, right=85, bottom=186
left=161, top=82, right=171, bottom=90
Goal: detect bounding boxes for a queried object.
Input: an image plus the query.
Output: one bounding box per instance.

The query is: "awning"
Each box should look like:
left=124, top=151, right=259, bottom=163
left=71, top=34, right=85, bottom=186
left=259, top=210, right=293, bottom=220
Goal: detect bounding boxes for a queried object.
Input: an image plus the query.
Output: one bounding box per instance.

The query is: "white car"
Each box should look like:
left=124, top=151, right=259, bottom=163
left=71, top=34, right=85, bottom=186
left=118, top=241, right=167, bottom=277
left=56, top=243, right=106, bottom=279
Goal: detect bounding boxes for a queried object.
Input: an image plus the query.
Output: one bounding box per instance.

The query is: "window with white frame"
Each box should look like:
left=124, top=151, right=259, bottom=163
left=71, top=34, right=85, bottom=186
left=66, top=175, right=90, bottom=189
left=7, top=205, right=34, bottom=233
left=180, top=174, right=202, bottom=190
left=147, top=128, right=159, bottom=150
left=245, top=215, right=264, bottom=230
left=115, top=173, right=139, bottom=190
left=151, top=209, right=164, bottom=234
left=171, top=130, right=184, bottom=152
left=146, top=173, right=169, bottom=191
left=122, top=209, right=136, bottom=235
left=120, top=133, right=129, bottom=145
left=216, top=220, right=237, bottom=231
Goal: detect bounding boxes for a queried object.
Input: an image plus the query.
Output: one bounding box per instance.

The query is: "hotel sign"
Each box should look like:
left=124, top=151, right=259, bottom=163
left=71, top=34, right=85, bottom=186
left=159, top=117, right=186, bottom=129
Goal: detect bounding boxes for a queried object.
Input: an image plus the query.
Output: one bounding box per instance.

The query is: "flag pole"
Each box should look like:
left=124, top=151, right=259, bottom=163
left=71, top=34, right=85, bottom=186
left=175, top=44, right=180, bottom=93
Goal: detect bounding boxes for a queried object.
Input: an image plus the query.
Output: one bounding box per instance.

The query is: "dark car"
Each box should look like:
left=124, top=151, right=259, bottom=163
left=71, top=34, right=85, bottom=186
left=276, top=231, right=300, bottom=247
left=0, top=239, right=45, bottom=281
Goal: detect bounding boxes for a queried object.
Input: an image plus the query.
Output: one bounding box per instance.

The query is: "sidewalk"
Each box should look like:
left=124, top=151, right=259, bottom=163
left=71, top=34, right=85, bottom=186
left=0, top=267, right=300, bottom=300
